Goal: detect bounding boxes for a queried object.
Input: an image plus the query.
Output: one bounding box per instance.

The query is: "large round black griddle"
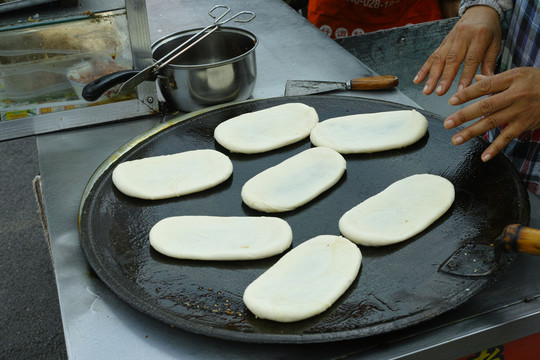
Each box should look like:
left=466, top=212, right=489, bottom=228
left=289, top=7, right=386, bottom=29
left=78, top=95, right=529, bottom=343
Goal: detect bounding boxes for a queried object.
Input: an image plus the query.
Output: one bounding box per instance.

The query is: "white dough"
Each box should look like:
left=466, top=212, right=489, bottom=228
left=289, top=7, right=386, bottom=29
left=339, top=174, right=455, bottom=246
left=149, top=216, right=292, bottom=260
left=243, top=235, right=362, bottom=322
left=241, top=147, right=346, bottom=212
left=214, top=103, right=319, bottom=154
left=112, top=149, right=232, bottom=200
left=309, top=109, right=428, bottom=153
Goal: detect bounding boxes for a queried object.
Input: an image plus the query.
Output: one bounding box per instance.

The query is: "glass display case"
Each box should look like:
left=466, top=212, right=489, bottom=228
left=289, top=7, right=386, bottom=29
left=0, top=0, right=158, bottom=140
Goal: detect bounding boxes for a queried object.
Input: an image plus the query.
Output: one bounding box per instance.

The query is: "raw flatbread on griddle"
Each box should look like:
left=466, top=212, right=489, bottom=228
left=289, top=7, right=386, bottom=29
left=339, top=174, right=455, bottom=246
left=310, top=109, right=428, bottom=153
left=214, top=103, right=318, bottom=154
left=241, top=147, right=346, bottom=212
left=112, top=149, right=232, bottom=200
left=243, top=235, right=362, bottom=322
left=149, top=216, right=292, bottom=260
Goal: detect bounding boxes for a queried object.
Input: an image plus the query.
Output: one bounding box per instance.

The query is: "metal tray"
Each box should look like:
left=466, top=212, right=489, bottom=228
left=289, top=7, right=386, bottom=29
left=78, top=95, right=529, bottom=343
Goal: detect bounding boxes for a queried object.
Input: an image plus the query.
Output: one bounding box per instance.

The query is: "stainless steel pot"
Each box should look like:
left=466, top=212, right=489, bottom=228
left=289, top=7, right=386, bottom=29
left=152, top=26, right=257, bottom=112
left=81, top=26, right=257, bottom=112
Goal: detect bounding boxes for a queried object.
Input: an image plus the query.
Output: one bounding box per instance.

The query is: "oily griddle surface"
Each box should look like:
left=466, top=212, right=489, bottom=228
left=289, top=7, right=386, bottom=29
left=79, top=95, right=529, bottom=343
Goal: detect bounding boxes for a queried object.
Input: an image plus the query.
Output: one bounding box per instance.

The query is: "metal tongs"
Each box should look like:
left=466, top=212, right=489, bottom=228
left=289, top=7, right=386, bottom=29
left=82, top=5, right=256, bottom=102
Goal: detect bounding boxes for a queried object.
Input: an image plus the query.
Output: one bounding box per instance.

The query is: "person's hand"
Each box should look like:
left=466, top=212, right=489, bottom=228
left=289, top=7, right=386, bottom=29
left=413, top=6, right=501, bottom=96
left=443, top=67, right=540, bottom=161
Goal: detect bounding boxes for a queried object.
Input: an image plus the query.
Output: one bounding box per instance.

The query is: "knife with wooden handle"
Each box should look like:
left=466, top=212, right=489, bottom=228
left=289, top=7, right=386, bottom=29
left=284, top=75, right=399, bottom=96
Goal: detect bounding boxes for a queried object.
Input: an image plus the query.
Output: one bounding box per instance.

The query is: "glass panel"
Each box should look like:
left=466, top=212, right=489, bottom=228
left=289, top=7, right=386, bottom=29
left=0, top=10, right=135, bottom=121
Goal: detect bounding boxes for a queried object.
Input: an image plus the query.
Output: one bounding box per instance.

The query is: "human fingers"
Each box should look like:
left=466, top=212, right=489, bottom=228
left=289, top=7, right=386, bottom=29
left=447, top=102, right=516, bottom=146
left=445, top=67, right=540, bottom=160
left=479, top=39, right=500, bottom=76
left=414, top=33, right=453, bottom=84
left=432, top=23, right=486, bottom=95
left=453, top=27, right=500, bottom=93
left=455, top=7, right=501, bottom=91
left=479, top=95, right=540, bottom=161
left=414, top=38, right=454, bottom=95
left=480, top=124, right=525, bottom=161
left=413, top=56, right=436, bottom=89
left=444, top=95, right=503, bottom=131
left=447, top=73, right=508, bottom=108
left=446, top=68, right=540, bottom=131
left=415, top=7, right=501, bottom=95
left=415, top=32, right=491, bottom=96
left=431, top=40, right=468, bottom=96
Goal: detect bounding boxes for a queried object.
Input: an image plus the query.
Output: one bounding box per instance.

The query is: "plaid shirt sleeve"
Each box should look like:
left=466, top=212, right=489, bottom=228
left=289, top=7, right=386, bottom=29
left=485, top=0, right=540, bottom=193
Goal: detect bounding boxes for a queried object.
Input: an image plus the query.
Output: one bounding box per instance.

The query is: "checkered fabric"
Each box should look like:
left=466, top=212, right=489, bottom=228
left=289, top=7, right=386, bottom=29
left=485, top=0, right=540, bottom=193
left=498, top=0, right=540, bottom=70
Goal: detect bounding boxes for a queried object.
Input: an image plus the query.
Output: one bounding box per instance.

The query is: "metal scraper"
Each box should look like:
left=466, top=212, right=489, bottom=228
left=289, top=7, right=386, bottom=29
left=439, top=224, right=540, bottom=277
left=284, top=75, right=398, bottom=96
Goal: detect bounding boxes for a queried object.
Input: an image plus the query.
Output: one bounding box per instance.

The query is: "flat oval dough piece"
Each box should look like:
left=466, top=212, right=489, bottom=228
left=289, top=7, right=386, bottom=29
left=241, top=147, right=346, bottom=212
left=339, top=174, right=455, bottom=246
left=310, top=109, right=428, bottom=153
left=149, top=216, right=292, bottom=260
left=112, top=149, right=232, bottom=200
left=214, top=103, right=319, bottom=154
left=243, top=235, right=361, bottom=322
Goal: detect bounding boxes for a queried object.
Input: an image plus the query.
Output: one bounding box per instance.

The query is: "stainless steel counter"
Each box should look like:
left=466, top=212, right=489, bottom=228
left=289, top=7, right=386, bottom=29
left=36, top=0, right=540, bottom=359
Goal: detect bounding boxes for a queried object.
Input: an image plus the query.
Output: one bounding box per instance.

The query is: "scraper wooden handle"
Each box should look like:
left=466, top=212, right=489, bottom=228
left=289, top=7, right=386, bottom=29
left=497, top=224, right=540, bottom=255
left=350, top=75, right=399, bottom=91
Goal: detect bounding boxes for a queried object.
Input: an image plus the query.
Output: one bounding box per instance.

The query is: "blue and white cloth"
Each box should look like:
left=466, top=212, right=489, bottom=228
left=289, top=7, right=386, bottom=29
left=461, top=0, right=540, bottom=193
